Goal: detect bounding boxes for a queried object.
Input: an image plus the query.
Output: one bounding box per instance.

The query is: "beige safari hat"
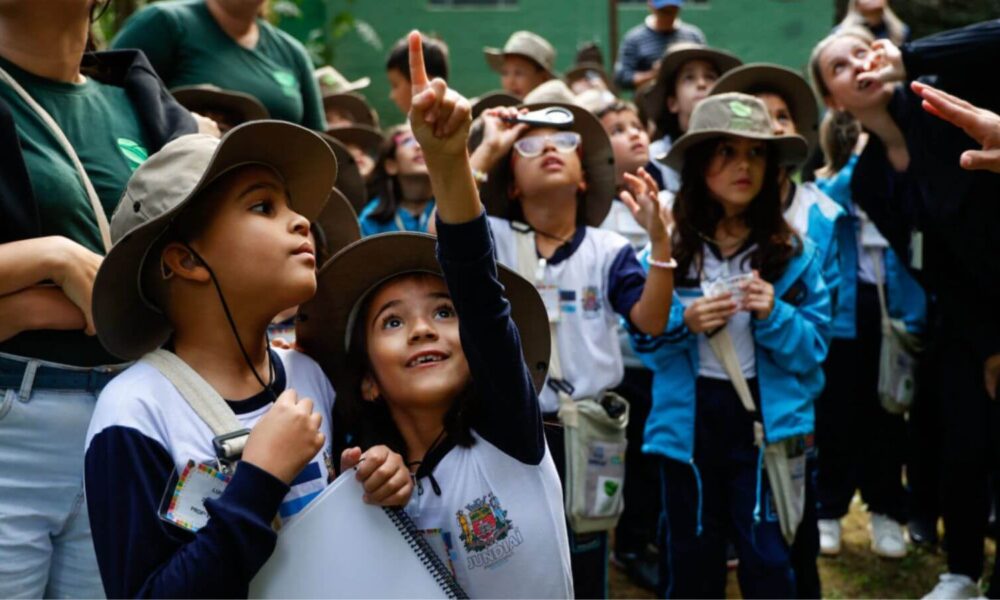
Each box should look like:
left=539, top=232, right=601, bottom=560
left=315, top=65, right=371, bottom=96
left=471, top=90, right=521, bottom=119
left=296, top=233, right=551, bottom=409
left=92, top=121, right=337, bottom=360
left=662, top=92, right=808, bottom=171
left=710, top=63, right=820, bottom=163
left=484, top=31, right=557, bottom=78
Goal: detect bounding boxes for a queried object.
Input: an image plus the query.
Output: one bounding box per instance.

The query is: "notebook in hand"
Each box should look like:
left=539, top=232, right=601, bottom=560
left=249, top=470, right=467, bottom=599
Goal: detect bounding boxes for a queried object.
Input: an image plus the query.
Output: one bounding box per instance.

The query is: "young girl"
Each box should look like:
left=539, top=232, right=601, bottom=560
left=359, top=122, right=435, bottom=236
left=298, top=32, right=573, bottom=598
left=810, top=24, right=1000, bottom=596
left=836, top=0, right=910, bottom=45
left=645, top=43, right=742, bottom=193
left=631, top=93, right=831, bottom=598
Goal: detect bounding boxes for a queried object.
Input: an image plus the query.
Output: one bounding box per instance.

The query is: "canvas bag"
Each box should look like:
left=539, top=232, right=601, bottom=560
left=705, top=327, right=806, bottom=545
left=870, top=252, right=921, bottom=415
left=512, top=225, right=629, bottom=534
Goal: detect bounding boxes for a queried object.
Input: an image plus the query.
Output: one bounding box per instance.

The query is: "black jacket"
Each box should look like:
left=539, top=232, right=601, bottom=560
left=0, top=49, right=196, bottom=245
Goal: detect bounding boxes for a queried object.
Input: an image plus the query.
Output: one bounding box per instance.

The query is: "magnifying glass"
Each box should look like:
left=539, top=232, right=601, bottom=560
left=502, top=106, right=575, bottom=129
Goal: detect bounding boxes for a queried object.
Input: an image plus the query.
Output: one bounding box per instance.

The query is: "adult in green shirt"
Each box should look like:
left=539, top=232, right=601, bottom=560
left=113, top=0, right=326, bottom=131
left=0, top=1, right=196, bottom=597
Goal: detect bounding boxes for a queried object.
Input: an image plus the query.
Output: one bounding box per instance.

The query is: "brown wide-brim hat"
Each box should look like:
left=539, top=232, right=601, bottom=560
left=564, top=62, right=614, bottom=91
left=471, top=90, right=521, bottom=119
left=662, top=92, right=808, bottom=172
left=484, top=30, right=558, bottom=79
left=296, top=233, right=551, bottom=409
left=325, top=125, right=385, bottom=161
left=323, top=93, right=380, bottom=128
left=479, top=102, right=616, bottom=228
left=314, top=187, right=360, bottom=266
left=92, top=121, right=337, bottom=360
left=710, top=63, right=819, bottom=163
left=645, top=43, right=742, bottom=128
left=171, top=84, right=270, bottom=123
left=320, top=134, right=368, bottom=211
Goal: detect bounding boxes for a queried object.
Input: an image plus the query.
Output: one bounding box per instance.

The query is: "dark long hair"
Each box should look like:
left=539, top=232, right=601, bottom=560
left=673, top=137, right=800, bottom=283
left=367, top=124, right=411, bottom=224
left=342, top=273, right=476, bottom=456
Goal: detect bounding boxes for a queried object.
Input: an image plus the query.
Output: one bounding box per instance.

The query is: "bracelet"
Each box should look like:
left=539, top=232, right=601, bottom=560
left=648, top=257, right=677, bottom=270
left=471, top=168, right=489, bottom=184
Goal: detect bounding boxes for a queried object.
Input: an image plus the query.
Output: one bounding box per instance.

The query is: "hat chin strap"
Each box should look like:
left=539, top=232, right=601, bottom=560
left=182, top=243, right=276, bottom=399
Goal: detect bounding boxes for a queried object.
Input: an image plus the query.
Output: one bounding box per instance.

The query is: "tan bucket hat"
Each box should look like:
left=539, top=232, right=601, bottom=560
left=471, top=90, right=521, bottom=119
left=313, top=187, right=360, bottom=266
left=522, top=79, right=576, bottom=105
left=479, top=102, right=615, bottom=228
left=484, top=31, right=557, bottom=78
left=315, top=65, right=371, bottom=96
left=320, top=134, right=368, bottom=211
left=710, top=63, right=820, bottom=163
left=645, top=43, right=742, bottom=130
left=92, top=121, right=337, bottom=360
left=323, top=93, right=380, bottom=128
left=661, top=93, right=808, bottom=172
left=325, top=124, right=385, bottom=161
left=296, top=233, right=551, bottom=409
left=564, top=62, right=613, bottom=91
left=171, top=84, right=269, bottom=123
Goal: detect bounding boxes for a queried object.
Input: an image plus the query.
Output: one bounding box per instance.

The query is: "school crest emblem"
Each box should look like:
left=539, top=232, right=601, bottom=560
left=455, top=492, right=524, bottom=570
left=581, top=285, right=601, bottom=318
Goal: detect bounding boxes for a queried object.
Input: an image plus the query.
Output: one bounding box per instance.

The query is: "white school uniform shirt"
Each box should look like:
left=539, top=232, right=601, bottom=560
left=488, top=216, right=644, bottom=413
left=85, top=348, right=335, bottom=522
left=406, top=433, right=572, bottom=598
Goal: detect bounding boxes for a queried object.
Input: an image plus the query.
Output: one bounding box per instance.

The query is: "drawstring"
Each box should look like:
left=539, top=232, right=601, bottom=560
left=690, top=460, right=704, bottom=537
left=752, top=444, right=765, bottom=549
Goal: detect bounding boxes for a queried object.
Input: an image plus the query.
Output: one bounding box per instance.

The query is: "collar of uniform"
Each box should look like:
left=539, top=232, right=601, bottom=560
left=224, top=348, right=286, bottom=415
left=541, top=225, right=587, bottom=266
left=704, top=236, right=755, bottom=263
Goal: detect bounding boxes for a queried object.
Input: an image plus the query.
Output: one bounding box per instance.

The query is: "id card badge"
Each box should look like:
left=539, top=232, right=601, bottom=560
left=910, top=230, right=924, bottom=271
left=538, top=284, right=561, bottom=323
left=158, top=460, right=232, bottom=532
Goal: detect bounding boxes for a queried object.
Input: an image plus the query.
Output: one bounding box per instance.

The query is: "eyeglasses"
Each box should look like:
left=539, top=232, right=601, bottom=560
left=513, top=132, right=581, bottom=158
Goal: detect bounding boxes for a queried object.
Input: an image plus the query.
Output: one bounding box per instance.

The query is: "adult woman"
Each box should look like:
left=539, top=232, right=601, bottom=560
left=112, top=0, right=325, bottom=130
left=810, top=22, right=1000, bottom=598
left=0, top=0, right=196, bottom=596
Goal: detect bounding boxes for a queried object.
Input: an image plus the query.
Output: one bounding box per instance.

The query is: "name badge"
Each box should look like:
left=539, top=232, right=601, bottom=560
left=159, top=460, right=231, bottom=532
left=910, top=230, right=924, bottom=270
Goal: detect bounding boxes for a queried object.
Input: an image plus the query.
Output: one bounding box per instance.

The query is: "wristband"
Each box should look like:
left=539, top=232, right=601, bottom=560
left=472, top=169, right=489, bottom=184
left=648, top=257, right=677, bottom=270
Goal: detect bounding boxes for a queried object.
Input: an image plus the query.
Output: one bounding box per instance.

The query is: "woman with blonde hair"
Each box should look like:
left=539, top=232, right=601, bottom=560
left=837, top=0, right=910, bottom=46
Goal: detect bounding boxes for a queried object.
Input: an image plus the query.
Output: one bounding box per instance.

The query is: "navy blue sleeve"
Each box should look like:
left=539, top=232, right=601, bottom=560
left=435, top=212, right=545, bottom=465
left=903, top=19, right=1000, bottom=99
left=613, top=30, right=641, bottom=90
left=85, top=426, right=289, bottom=598
left=608, top=243, right=646, bottom=320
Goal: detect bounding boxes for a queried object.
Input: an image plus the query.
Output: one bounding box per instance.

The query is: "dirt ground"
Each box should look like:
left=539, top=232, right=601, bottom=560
left=609, top=496, right=997, bottom=599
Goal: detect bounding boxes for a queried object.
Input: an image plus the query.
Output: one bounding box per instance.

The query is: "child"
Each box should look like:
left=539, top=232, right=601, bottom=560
left=385, top=32, right=450, bottom=117
left=483, top=31, right=557, bottom=99
left=476, top=99, right=675, bottom=597
left=645, top=43, right=741, bottom=193
left=359, top=122, right=435, bottom=236
left=298, top=32, right=573, bottom=598
left=326, top=124, right=385, bottom=185
left=631, top=93, right=831, bottom=598
left=171, top=84, right=269, bottom=133
left=84, top=121, right=411, bottom=598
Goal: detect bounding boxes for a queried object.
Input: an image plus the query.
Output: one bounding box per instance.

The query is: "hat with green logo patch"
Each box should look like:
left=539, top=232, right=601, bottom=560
left=315, top=65, right=371, bottom=96
left=661, top=92, right=808, bottom=171
left=645, top=43, right=742, bottom=134
left=92, top=120, right=337, bottom=360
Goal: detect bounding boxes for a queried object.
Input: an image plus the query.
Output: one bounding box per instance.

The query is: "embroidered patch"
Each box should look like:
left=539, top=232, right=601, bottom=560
left=456, top=492, right=523, bottom=570
left=272, top=70, right=299, bottom=98
left=581, top=285, right=601, bottom=318
left=117, top=138, right=148, bottom=171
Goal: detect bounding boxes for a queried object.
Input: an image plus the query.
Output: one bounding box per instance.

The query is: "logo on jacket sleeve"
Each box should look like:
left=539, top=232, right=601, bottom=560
left=456, top=492, right=524, bottom=570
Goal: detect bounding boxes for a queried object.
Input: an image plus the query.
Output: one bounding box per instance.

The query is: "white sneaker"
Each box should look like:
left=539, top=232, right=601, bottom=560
left=818, top=519, right=841, bottom=555
left=869, top=513, right=908, bottom=558
left=922, top=573, right=982, bottom=599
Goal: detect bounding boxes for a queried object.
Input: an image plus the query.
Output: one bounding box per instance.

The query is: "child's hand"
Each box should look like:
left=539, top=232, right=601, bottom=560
left=683, top=293, right=738, bottom=334
left=343, top=445, right=413, bottom=507
left=740, top=270, right=775, bottom=320
left=621, top=167, right=672, bottom=242
left=470, top=107, right=529, bottom=173
left=408, top=30, right=471, bottom=161
left=242, top=389, right=325, bottom=485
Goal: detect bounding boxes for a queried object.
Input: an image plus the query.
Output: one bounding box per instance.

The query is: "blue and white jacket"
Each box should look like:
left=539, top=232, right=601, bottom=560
left=631, top=237, right=832, bottom=465
left=817, top=155, right=926, bottom=337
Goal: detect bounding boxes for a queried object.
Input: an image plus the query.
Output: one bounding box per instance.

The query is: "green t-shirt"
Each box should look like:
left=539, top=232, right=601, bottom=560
left=0, top=56, right=150, bottom=365
left=112, top=0, right=326, bottom=131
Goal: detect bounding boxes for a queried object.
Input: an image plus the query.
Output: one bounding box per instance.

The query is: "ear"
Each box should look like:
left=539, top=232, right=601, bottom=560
left=360, top=374, right=380, bottom=403
left=161, top=242, right=211, bottom=283
left=666, top=95, right=680, bottom=115
left=577, top=179, right=588, bottom=195
left=385, top=158, right=399, bottom=176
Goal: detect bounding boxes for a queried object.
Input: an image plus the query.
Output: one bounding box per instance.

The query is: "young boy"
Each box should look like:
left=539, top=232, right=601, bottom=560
left=385, top=33, right=450, bottom=117
left=84, top=121, right=411, bottom=598
left=483, top=31, right=557, bottom=99
left=645, top=43, right=741, bottom=192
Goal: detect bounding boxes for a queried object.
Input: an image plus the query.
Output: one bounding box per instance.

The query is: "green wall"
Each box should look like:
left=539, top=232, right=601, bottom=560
left=281, top=0, right=834, bottom=125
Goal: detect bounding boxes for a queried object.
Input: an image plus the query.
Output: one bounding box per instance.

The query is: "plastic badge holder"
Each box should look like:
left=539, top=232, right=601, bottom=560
left=701, top=273, right=754, bottom=303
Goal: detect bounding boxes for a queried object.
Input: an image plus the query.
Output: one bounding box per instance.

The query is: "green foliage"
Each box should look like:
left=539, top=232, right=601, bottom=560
left=273, top=0, right=383, bottom=67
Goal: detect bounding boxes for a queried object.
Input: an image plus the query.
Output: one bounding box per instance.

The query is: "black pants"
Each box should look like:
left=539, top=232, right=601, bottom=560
left=815, top=283, right=907, bottom=522
left=612, top=367, right=661, bottom=556
left=790, top=456, right=821, bottom=599
left=544, top=421, right=609, bottom=599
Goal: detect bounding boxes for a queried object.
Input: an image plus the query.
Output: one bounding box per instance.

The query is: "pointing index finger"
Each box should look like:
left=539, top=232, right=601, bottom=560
left=408, top=30, right=429, bottom=93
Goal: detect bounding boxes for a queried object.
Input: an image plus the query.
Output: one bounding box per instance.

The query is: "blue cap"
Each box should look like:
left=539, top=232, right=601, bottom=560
left=651, top=0, right=683, bottom=7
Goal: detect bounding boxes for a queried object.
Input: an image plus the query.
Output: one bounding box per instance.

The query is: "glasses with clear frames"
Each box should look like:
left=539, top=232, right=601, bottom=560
left=512, top=132, right=582, bottom=159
